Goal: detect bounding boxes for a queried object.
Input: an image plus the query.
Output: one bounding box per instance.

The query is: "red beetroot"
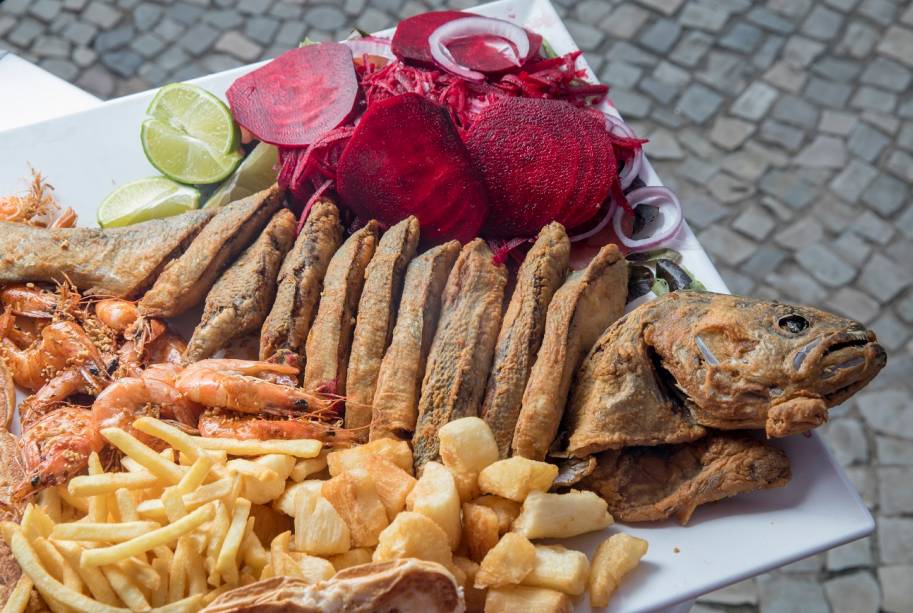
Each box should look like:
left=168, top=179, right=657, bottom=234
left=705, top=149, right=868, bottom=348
left=336, top=93, right=489, bottom=243
left=226, top=43, right=358, bottom=146
left=392, top=10, right=541, bottom=72
left=465, top=97, right=617, bottom=238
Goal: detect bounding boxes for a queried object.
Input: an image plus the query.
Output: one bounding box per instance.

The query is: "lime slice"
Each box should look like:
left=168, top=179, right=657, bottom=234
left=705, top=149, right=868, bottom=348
left=141, top=83, right=242, bottom=184
left=204, top=142, right=279, bottom=209
left=97, top=176, right=201, bottom=228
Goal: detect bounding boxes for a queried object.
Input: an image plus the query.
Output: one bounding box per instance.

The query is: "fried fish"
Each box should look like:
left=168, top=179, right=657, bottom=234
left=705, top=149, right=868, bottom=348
left=412, top=239, right=507, bottom=469
left=370, top=241, right=460, bottom=442
left=303, top=221, right=380, bottom=397
left=185, top=209, right=297, bottom=362
left=564, top=291, right=887, bottom=456
left=0, top=431, right=24, bottom=607
left=259, top=199, right=343, bottom=365
left=140, top=184, right=285, bottom=317
left=480, top=223, right=570, bottom=458
left=0, top=211, right=212, bottom=297
left=511, top=244, right=627, bottom=461
left=345, top=216, right=420, bottom=439
left=579, top=433, right=791, bottom=524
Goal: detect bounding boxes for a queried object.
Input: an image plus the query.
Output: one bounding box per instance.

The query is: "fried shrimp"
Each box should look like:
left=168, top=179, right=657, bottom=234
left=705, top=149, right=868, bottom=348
left=0, top=282, right=79, bottom=319
left=0, top=320, right=106, bottom=391
left=18, top=368, right=107, bottom=428
left=16, top=406, right=104, bottom=499
left=197, top=411, right=358, bottom=444
left=174, top=358, right=328, bottom=416
left=94, top=298, right=140, bottom=332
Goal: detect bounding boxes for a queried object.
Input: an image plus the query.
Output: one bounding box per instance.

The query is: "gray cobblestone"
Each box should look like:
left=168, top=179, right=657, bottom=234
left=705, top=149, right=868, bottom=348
left=838, top=21, right=877, bottom=58
left=801, top=5, right=843, bottom=40
left=832, top=230, right=873, bottom=266
left=676, top=83, right=722, bottom=124
left=602, top=5, right=649, bottom=38
left=804, top=77, right=853, bottom=108
left=797, top=243, right=855, bottom=286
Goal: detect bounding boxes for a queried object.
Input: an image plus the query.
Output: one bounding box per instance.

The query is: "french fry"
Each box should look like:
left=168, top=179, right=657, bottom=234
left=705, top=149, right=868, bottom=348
left=269, top=531, right=292, bottom=578
left=132, top=417, right=206, bottom=462
left=102, top=563, right=150, bottom=612
left=51, top=521, right=162, bottom=543
left=120, top=557, right=161, bottom=592
left=185, top=537, right=207, bottom=596
left=205, top=502, right=231, bottom=585
left=168, top=536, right=190, bottom=602
left=361, top=455, right=416, bottom=520
left=477, top=457, right=558, bottom=502
left=405, top=462, right=461, bottom=549
left=151, top=594, right=203, bottom=613
left=175, top=455, right=214, bottom=495
left=274, top=481, right=320, bottom=517
left=522, top=545, right=590, bottom=596
left=101, top=428, right=184, bottom=485
left=215, top=498, right=251, bottom=586
left=240, top=455, right=295, bottom=504
left=292, top=483, right=350, bottom=556
left=227, top=459, right=278, bottom=482
left=327, top=547, right=373, bottom=571
left=87, top=452, right=109, bottom=523
left=289, top=553, right=335, bottom=584
left=56, top=485, right=89, bottom=514
left=54, top=540, right=119, bottom=605
left=475, top=532, right=537, bottom=589
left=512, top=490, right=612, bottom=539
left=373, top=512, right=452, bottom=569
left=34, top=537, right=79, bottom=592
left=461, top=503, right=499, bottom=563
left=290, top=451, right=329, bottom=482
left=115, top=489, right=139, bottom=522
left=4, top=524, right=125, bottom=613
left=39, top=487, right=63, bottom=523
left=68, top=472, right=159, bottom=497
left=191, top=436, right=322, bottom=458
left=21, top=503, right=54, bottom=541
left=2, top=575, right=33, bottom=613
left=80, top=502, right=216, bottom=567
left=136, top=479, right=233, bottom=522
left=588, top=533, right=648, bottom=607
left=472, top=495, right=521, bottom=535
left=161, top=488, right=187, bottom=523
left=327, top=439, right=413, bottom=476
left=201, top=584, right=231, bottom=606
left=240, top=519, right=267, bottom=574
left=485, top=585, right=572, bottom=613
left=151, top=557, right=169, bottom=607
left=438, top=417, right=499, bottom=500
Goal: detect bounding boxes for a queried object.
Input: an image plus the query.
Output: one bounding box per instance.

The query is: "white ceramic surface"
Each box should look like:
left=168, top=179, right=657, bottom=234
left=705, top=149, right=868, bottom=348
left=0, top=1, right=873, bottom=611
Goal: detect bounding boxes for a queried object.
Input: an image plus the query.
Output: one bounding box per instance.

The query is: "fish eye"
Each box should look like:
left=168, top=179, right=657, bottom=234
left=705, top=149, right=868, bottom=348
left=778, top=314, right=809, bottom=334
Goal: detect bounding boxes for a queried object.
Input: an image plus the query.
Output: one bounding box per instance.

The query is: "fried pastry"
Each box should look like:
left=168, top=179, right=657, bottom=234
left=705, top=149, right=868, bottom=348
left=345, top=216, right=420, bottom=438
left=511, top=244, right=627, bottom=461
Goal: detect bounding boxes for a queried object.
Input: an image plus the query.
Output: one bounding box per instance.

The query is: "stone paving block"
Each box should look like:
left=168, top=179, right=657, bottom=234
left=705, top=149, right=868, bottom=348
left=731, top=82, right=777, bottom=120
left=612, top=89, right=652, bottom=119
left=801, top=5, right=843, bottom=40
left=847, top=123, right=890, bottom=163
left=758, top=574, right=829, bottom=613
left=245, top=16, right=280, bottom=46
left=784, top=35, right=825, bottom=67
left=832, top=231, right=872, bottom=267
left=600, top=62, right=642, bottom=89
left=566, top=21, right=605, bottom=52
left=879, top=566, right=913, bottom=613
left=763, top=61, right=808, bottom=93
left=731, top=205, right=775, bottom=240
left=837, top=21, right=877, bottom=58
left=878, top=435, right=913, bottom=464
left=699, top=579, right=759, bottom=605
left=853, top=211, right=894, bottom=245
left=636, top=0, right=686, bottom=15
left=860, top=57, right=913, bottom=93
left=94, top=25, right=134, bottom=53
left=859, top=253, right=913, bottom=303
left=601, top=5, right=650, bottom=38
left=803, top=76, right=853, bottom=108
left=676, top=84, right=724, bottom=124
left=851, top=86, right=897, bottom=114
left=679, top=3, right=729, bottom=31
left=306, top=5, right=347, bottom=30
left=707, top=173, right=754, bottom=203
left=878, top=26, right=913, bottom=68
left=880, top=518, right=913, bottom=565
left=886, top=150, right=913, bottom=183
left=761, top=170, right=817, bottom=209
left=670, top=30, right=713, bottom=67
left=796, top=243, right=855, bottom=287
left=708, top=116, right=754, bottom=150
left=214, top=31, right=262, bottom=62
left=609, top=41, right=659, bottom=67
left=759, top=119, right=805, bottom=151
left=355, top=7, right=393, bottom=32
left=772, top=94, right=818, bottom=127
left=859, top=0, right=897, bottom=25
left=830, top=159, right=878, bottom=202
left=699, top=225, right=757, bottom=264
left=742, top=244, right=788, bottom=277
left=827, top=538, right=873, bottom=572
left=639, top=77, right=680, bottom=105
left=644, top=129, right=684, bottom=160
left=718, top=21, right=762, bottom=53
left=871, top=312, right=911, bottom=352
left=824, top=572, right=881, bottom=613
left=796, top=135, right=847, bottom=169
left=811, top=57, right=862, bottom=83
left=83, top=3, right=121, bottom=29
left=747, top=6, right=794, bottom=34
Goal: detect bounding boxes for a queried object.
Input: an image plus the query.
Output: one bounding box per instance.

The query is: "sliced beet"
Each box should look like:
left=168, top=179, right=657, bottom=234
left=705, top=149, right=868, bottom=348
left=226, top=43, right=358, bottom=147
left=336, top=93, right=489, bottom=243
left=464, top=97, right=615, bottom=238
left=392, top=10, right=541, bottom=72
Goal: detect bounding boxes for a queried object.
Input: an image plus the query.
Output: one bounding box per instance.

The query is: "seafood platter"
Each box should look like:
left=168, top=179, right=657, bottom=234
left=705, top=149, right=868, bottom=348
left=0, top=1, right=887, bottom=611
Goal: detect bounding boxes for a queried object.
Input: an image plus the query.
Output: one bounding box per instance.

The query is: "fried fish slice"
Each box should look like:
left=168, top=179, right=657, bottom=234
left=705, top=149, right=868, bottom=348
left=480, top=223, right=570, bottom=458
left=580, top=433, right=791, bottom=524
left=345, top=216, right=421, bottom=438
left=0, top=430, right=24, bottom=605
left=370, top=240, right=460, bottom=442
left=0, top=360, right=13, bottom=431
left=511, top=244, right=627, bottom=461
left=140, top=184, right=285, bottom=317
left=303, top=221, right=380, bottom=396
left=0, top=210, right=212, bottom=297
left=185, top=209, right=297, bottom=362
left=412, top=239, right=507, bottom=469
left=259, top=199, right=343, bottom=365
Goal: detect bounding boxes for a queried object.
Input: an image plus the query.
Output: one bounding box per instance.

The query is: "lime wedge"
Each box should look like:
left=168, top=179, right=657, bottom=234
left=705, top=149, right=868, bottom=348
left=97, top=176, right=201, bottom=228
left=141, top=83, right=242, bottom=185
left=204, top=142, right=279, bottom=209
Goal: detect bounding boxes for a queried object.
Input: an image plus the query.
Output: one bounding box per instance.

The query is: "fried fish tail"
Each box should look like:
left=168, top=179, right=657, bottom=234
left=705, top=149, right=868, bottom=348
left=480, top=222, right=569, bottom=458
left=259, top=199, right=342, bottom=364
left=345, top=217, right=420, bottom=439
left=370, top=240, right=460, bottom=442
left=412, top=239, right=507, bottom=469
left=512, top=244, right=627, bottom=461
left=185, top=209, right=297, bottom=362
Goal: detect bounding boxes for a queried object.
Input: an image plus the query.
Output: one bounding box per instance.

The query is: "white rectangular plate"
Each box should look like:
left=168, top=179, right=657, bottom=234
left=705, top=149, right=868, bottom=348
left=0, top=1, right=872, bottom=611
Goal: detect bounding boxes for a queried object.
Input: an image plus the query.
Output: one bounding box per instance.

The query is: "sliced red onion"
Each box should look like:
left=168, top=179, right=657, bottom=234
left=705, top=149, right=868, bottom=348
left=428, top=16, right=530, bottom=82
left=569, top=199, right=617, bottom=243
left=612, top=186, right=683, bottom=252
left=343, top=36, right=395, bottom=60
left=604, top=113, right=644, bottom=190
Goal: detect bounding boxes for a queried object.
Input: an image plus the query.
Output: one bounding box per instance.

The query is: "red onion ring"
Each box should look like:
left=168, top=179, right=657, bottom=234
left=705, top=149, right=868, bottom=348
left=604, top=113, right=644, bottom=190
left=569, top=198, right=617, bottom=243
left=343, top=36, right=395, bottom=60
left=612, top=186, right=683, bottom=252
left=428, top=16, right=530, bottom=82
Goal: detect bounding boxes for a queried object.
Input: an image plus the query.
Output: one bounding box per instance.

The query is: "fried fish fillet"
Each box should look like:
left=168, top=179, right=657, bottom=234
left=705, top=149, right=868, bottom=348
left=202, top=559, right=463, bottom=613
left=579, top=433, right=791, bottom=524
left=303, top=221, right=380, bottom=396
left=412, top=239, right=507, bottom=469
left=0, top=360, right=13, bottom=430
left=185, top=209, right=297, bottom=362
left=140, top=184, right=285, bottom=317
left=511, top=244, right=627, bottom=461
left=0, top=431, right=24, bottom=606
left=370, top=241, right=460, bottom=442
left=0, top=211, right=212, bottom=297
left=480, top=223, right=570, bottom=458
left=259, top=200, right=343, bottom=365
left=345, top=217, right=421, bottom=438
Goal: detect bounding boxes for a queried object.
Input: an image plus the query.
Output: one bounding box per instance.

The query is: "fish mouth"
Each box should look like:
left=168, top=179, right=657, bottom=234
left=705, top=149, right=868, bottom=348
left=815, top=330, right=886, bottom=404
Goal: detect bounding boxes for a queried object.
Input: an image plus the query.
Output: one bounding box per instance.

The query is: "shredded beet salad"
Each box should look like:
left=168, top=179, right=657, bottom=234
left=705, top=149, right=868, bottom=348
left=224, top=10, right=685, bottom=260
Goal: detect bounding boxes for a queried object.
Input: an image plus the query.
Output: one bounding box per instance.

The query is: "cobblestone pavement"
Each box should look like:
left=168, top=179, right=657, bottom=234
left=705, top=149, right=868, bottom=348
left=2, top=0, right=913, bottom=611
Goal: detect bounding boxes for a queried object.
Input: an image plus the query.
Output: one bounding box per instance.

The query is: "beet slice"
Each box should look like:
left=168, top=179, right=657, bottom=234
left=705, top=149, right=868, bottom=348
left=392, top=10, right=541, bottom=72
left=226, top=43, right=358, bottom=147
left=464, top=98, right=615, bottom=238
left=336, top=93, right=489, bottom=243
